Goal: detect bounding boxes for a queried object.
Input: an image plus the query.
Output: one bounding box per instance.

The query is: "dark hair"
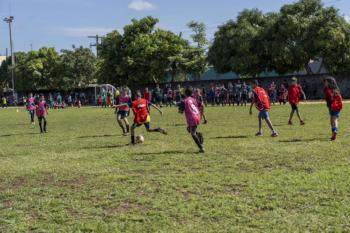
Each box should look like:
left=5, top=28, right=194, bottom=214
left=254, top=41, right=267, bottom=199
left=185, top=87, right=193, bottom=97
left=252, top=80, right=259, bottom=86
left=135, top=90, right=142, bottom=98
left=324, top=77, right=341, bottom=95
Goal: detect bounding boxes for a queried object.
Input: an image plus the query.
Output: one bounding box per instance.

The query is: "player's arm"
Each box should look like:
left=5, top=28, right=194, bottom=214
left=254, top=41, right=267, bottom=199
left=301, top=87, right=307, bottom=100
left=113, top=103, right=128, bottom=109
left=150, top=103, right=163, bottom=115
left=249, top=102, right=254, bottom=115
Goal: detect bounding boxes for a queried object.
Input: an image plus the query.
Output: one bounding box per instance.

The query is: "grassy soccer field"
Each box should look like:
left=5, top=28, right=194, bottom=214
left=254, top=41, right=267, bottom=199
left=0, top=104, right=350, bottom=232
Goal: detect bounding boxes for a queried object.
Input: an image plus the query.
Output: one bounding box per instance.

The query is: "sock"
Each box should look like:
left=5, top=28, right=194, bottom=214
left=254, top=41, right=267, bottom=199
left=192, top=134, right=203, bottom=150
left=197, top=132, right=204, bottom=145
left=44, top=120, right=47, bottom=131
left=131, top=135, right=135, bottom=144
left=332, top=127, right=338, bottom=133
left=126, top=125, right=130, bottom=133
left=39, top=121, right=43, bottom=132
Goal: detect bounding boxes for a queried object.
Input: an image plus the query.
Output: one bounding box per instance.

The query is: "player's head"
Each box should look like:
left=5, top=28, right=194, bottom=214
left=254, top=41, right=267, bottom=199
left=324, top=77, right=339, bottom=91
left=122, top=87, right=128, bottom=96
left=252, top=80, right=259, bottom=88
left=291, top=77, right=298, bottom=84
left=135, top=90, right=142, bottom=99
left=29, top=93, right=33, bottom=97
left=145, top=87, right=148, bottom=92
left=39, top=94, right=45, bottom=101
left=185, top=87, right=194, bottom=97
left=194, top=88, right=200, bottom=96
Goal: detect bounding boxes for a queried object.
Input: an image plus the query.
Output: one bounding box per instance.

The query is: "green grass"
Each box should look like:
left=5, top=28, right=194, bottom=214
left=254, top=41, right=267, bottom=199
left=0, top=104, right=350, bottom=232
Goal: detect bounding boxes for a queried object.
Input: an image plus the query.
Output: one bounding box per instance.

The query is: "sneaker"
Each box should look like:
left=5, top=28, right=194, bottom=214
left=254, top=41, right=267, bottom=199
left=331, top=133, right=337, bottom=141
left=159, top=128, right=168, bottom=135
left=255, top=132, right=263, bottom=136
left=300, top=120, right=305, bottom=125
left=271, top=132, right=279, bottom=137
left=199, top=148, right=205, bottom=153
left=288, top=121, right=293, bottom=125
left=203, top=120, right=208, bottom=124
left=123, top=132, right=129, bottom=136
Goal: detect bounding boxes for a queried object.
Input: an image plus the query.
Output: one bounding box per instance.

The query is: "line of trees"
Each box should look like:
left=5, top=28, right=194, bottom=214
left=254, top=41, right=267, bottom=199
left=1, top=0, right=350, bottom=92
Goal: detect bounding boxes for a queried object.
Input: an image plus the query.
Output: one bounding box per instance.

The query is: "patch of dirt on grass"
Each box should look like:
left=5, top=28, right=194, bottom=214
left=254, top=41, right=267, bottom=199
left=224, top=185, right=244, bottom=196
left=57, top=176, right=86, bottom=189
left=1, top=200, right=14, bottom=209
left=105, top=201, right=153, bottom=215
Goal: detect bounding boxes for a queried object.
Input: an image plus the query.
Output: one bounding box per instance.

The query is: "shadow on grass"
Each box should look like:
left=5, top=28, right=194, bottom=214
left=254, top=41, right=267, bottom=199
left=82, top=144, right=129, bottom=149
left=133, top=150, right=186, bottom=156
left=78, top=134, right=117, bottom=139
left=0, top=132, right=39, bottom=137
left=279, top=138, right=324, bottom=143
left=212, top=135, right=248, bottom=139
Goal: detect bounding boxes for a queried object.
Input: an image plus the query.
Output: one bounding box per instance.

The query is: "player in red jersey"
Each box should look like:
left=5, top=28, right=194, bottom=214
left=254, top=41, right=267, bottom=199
left=128, top=91, right=167, bottom=144
left=288, top=77, right=306, bottom=125
left=324, top=77, right=343, bottom=141
left=249, top=80, right=278, bottom=137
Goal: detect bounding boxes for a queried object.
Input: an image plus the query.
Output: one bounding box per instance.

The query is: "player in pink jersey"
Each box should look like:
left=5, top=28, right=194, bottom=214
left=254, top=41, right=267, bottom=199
left=26, top=93, right=36, bottom=128
left=36, top=94, right=48, bottom=133
left=178, top=87, right=204, bottom=153
left=114, top=88, right=132, bottom=136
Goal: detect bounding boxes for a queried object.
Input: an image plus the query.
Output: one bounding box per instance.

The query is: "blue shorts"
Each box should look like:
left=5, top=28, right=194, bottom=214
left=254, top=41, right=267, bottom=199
left=117, top=111, right=129, bottom=119
left=259, top=111, right=269, bottom=120
left=329, top=109, right=341, bottom=118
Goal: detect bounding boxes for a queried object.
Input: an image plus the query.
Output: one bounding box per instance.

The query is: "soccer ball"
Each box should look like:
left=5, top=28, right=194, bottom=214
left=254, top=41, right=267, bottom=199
left=136, top=135, right=145, bottom=144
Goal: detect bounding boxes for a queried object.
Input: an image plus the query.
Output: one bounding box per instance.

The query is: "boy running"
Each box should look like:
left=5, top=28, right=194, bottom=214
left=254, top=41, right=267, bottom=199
left=36, top=94, right=48, bottom=133
left=179, top=87, right=205, bottom=153
left=249, top=80, right=278, bottom=137
left=114, top=88, right=132, bottom=136
left=288, top=77, right=306, bottom=125
left=117, top=91, right=167, bottom=145
left=324, top=77, right=343, bottom=141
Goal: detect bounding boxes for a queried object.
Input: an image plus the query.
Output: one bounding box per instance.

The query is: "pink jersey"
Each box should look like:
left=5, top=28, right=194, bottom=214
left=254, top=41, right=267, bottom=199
left=36, top=101, right=47, bottom=117
left=184, top=97, right=201, bottom=127
left=118, top=95, right=131, bottom=111
left=27, top=97, right=36, bottom=111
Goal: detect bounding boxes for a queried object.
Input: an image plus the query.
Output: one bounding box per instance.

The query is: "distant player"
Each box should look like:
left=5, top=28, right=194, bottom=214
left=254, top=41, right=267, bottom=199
left=249, top=80, right=278, bottom=137
left=178, top=87, right=205, bottom=153
left=114, top=88, right=132, bottom=136
left=26, top=93, right=36, bottom=128
left=36, top=94, right=48, bottom=133
left=194, top=88, right=207, bottom=124
left=288, top=77, right=306, bottom=125
left=324, top=77, right=343, bottom=141
left=125, top=91, right=167, bottom=145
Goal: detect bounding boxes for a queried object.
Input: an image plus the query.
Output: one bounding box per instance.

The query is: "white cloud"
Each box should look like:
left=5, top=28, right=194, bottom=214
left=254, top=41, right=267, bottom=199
left=345, top=15, right=350, bottom=23
left=128, top=0, right=156, bottom=11
left=61, top=27, right=116, bottom=37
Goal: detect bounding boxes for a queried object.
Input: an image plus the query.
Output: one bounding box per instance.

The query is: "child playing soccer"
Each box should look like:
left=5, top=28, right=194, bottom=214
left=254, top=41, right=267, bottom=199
left=26, top=93, right=36, bottom=128
left=116, top=91, right=167, bottom=145
left=249, top=80, right=278, bottom=137
left=324, top=77, right=343, bottom=141
left=194, top=88, right=207, bottom=124
left=178, top=87, right=204, bottom=153
left=114, top=88, right=132, bottom=136
left=288, top=77, right=306, bottom=125
left=36, top=94, right=48, bottom=133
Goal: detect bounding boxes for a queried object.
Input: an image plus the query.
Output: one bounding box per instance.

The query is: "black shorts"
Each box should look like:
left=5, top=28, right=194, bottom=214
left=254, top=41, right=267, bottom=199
left=132, top=122, right=150, bottom=130
left=291, top=104, right=298, bottom=110
left=117, top=110, right=129, bottom=119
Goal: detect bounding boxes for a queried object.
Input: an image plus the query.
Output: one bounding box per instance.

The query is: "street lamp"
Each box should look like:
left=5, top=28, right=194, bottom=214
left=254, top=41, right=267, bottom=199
left=4, top=16, right=15, bottom=99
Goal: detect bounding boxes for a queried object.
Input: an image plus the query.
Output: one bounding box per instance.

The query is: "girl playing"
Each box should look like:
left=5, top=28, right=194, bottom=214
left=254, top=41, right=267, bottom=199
left=194, top=88, right=207, bottom=124
left=26, top=93, right=36, bottom=128
left=324, top=77, right=343, bottom=141
left=114, top=88, right=132, bottom=136
left=36, top=94, right=48, bottom=133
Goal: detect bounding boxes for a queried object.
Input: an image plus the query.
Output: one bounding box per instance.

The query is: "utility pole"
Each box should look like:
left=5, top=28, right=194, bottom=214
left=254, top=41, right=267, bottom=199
left=4, top=16, right=15, bottom=97
left=88, top=35, right=104, bottom=56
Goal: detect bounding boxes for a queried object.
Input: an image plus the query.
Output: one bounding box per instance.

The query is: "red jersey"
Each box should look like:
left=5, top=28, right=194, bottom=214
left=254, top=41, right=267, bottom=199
left=288, top=84, right=303, bottom=105
left=132, top=98, right=150, bottom=124
left=324, top=87, right=333, bottom=104
left=253, top=87, right=271, bottom=111
left=324, top=87, right=343, bottom=112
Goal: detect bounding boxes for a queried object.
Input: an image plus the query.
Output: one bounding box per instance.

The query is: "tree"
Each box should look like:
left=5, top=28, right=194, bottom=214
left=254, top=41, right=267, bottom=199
left=208, top=9, right=267, bottom=76
left=60, top=47, right=97, bottom=90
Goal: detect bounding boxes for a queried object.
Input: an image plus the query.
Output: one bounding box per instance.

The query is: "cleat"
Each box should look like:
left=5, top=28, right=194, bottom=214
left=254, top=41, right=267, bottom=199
left=288, top=121, right=293, bottom=125
left=300, top=120, right=305, bottom=125
left=255, top=132, right=263, bottom=136
left=271, top=132, right=279, bottom=137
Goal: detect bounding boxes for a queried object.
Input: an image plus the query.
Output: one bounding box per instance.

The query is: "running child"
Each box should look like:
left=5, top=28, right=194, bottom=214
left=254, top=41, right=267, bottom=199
left=26, top=93, right=36, bottom=128
left=117, top=91, right=167, bottom=145
left=178, top=87, right=205, bottom=153
left=249, top=80, right=278, bottom=137
left=324, top=77, right=343, bottom=141
left=36, top=94, right=48, bottom=133
left=114, top=88, right=132, bottom=136
left=288, top=77, right=306, bottom=125
left=194, top=88, right=207, bottom=124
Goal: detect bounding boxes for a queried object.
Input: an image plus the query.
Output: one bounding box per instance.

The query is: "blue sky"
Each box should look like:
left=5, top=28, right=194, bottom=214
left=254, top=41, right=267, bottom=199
left=0, top=0, right=349, bottom=55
